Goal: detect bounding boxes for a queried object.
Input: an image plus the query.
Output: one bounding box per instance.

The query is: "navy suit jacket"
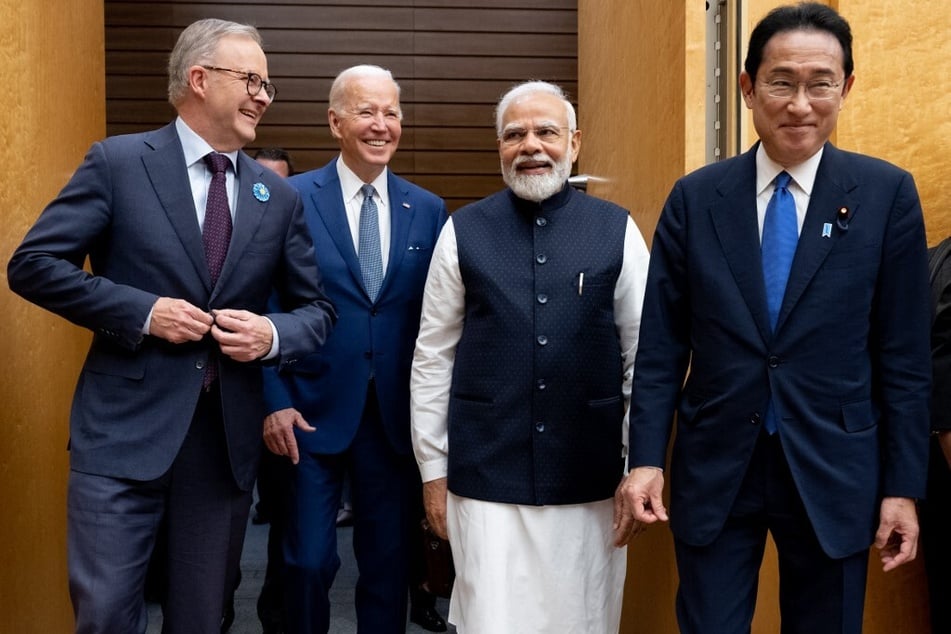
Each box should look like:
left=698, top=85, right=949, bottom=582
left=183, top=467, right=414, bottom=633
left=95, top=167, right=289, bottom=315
left=7, top=122, right=335, bottom=491
left=629, top=143, right=932, bottom=558
left=264, top=159, right=447, bottom=455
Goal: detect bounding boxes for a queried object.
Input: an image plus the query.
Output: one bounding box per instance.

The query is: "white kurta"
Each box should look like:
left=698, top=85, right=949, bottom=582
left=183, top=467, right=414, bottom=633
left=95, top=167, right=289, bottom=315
left=411, top=214, right=650, bottom=633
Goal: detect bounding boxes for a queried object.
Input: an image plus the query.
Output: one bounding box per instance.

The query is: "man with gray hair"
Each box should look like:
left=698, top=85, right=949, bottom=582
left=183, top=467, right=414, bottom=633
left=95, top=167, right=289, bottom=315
left=410, top=80, right=650, bottom=632
left=7, top=18, right=335, bottom=633
left=263, top=65, right=448, bottom=632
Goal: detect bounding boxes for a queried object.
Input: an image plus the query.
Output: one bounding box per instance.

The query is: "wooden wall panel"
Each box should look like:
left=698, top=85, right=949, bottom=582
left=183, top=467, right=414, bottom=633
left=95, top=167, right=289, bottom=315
left=0, top=1, right=105, bottom=630
left=104, top=0, right=578, bottom=211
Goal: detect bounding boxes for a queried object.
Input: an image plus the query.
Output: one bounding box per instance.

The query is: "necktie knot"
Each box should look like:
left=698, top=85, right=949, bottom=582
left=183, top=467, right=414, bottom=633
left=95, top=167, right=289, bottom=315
left=774, top=170, right=792, bottom=191
left=204, top=152, right=230, bottom=176
left=361, top=183, right=375, bottom=200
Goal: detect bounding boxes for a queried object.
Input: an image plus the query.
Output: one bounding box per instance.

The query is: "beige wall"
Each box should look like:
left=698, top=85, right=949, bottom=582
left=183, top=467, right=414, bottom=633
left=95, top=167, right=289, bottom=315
left=580, top=0, right=943, bottom=631
left=0, top=0, right=104, bottom=629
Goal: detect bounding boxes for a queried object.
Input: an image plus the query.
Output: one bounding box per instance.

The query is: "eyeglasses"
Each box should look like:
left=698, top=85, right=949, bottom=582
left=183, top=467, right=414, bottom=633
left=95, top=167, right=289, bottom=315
left=500, top=125, right=569, bottom=146
left=760, top=78, right=842, bottom=101
left=202, top=65, right=277, bottom=101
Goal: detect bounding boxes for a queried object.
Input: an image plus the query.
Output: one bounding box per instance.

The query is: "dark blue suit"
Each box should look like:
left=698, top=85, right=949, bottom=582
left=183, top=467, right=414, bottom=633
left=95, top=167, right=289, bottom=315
left=629, top=143, right=931, bottom=631
left=7, top=122, right=335, bottom=632
left=265, top=159, right=447, bottom=632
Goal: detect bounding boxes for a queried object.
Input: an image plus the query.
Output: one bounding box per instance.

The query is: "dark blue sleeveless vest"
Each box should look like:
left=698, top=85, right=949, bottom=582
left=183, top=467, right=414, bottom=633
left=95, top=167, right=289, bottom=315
left=448, top=184, right=629, bottom=505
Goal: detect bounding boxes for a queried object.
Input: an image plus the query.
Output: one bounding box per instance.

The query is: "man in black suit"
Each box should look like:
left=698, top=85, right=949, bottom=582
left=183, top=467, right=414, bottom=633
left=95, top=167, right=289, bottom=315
left=615, top=4, right=931, bottom=632
left=8, top=19, right=334, bottom=633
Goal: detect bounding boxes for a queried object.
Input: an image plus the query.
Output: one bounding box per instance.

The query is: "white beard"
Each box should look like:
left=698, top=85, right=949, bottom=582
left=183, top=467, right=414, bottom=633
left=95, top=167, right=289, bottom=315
left=502, top=152, right=572, bottom=203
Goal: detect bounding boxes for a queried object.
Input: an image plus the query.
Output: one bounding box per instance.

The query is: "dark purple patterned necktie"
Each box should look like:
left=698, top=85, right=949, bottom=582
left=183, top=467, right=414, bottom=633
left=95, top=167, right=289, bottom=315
left=202, top=152, right=232, bottom=389
left=202, top=152, right=233, bottom=287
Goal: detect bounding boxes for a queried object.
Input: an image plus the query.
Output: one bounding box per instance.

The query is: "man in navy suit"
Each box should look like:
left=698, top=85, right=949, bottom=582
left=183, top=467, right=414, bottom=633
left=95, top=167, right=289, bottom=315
left=262, top=65, right=447, bottom=633
left=614, top=3, right=931, bottom=632
left=7, top=19, right=335, bottom=634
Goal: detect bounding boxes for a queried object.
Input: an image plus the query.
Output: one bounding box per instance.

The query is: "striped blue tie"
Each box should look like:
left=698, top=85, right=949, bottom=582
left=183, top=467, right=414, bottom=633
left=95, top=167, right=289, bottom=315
left=358, top=184, right=383, bottom=302
left=761, top=171, right=797, bottom=433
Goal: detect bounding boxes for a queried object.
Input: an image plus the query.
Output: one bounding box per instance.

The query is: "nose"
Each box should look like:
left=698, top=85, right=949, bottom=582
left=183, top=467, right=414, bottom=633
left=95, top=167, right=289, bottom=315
left=520, top=129, right=544, bottom=153
left=253, top=89, right=273, bottom=106
left=786, top=86, right=812, bottom=112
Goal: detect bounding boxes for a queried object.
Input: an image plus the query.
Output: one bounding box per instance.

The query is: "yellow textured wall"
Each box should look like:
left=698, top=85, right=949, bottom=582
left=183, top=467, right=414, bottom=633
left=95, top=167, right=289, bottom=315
left=0, top=0, right=104, bottom=630
left=835, top=1, right=951, bottom=245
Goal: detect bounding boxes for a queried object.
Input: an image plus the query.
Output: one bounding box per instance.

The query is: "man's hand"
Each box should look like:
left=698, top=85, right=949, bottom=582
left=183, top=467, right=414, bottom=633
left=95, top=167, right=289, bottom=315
left=875, top=496, right=919, bottom=572
left=613, top=467, right=668, bottom=547
left=149, top=297, right=214, bottom=343
left=423, top=478, right=449, bottom=540
left=211, top=309, right=273, bottom=362
left=263, top=407, right=315, bottom=465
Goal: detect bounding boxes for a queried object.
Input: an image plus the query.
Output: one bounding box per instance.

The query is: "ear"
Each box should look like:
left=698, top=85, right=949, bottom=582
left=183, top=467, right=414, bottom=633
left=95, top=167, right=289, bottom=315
left=188, top=66, right=210, bottom=98
left=569, top=129, right=581, bottom=163
left=838, top=74, right=856, bottom=110
left=739, top=72, right=755, bottom=109
left=327, top=108, right=343, bottom=140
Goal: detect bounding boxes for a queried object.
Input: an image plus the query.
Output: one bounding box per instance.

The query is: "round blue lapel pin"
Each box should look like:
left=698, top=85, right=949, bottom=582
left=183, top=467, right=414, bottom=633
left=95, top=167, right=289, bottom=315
left=252, top=182, right=270, bottom=202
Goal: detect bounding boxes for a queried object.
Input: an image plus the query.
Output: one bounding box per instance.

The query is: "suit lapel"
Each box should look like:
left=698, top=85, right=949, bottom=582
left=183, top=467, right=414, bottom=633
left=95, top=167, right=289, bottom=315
left=710, top=150, right=774, bottom=342
left=775, top=144, right=859, bottom=332
left=141, top=125, right=211, bottom=291
left=215, top=153, right=268, bottom=298
left=310, top=163, right=366, bottom=292
left=382, top=171, right=414, bottom=297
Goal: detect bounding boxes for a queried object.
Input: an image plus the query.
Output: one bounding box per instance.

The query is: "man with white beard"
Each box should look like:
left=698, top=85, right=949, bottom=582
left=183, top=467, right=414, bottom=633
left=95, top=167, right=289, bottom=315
left=410, top=80, right=650, bottom=633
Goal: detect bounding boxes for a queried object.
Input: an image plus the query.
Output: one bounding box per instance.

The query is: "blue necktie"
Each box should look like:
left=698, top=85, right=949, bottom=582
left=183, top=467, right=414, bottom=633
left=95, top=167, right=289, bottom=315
left=358, top=184, right=383, bottom=302
left=761, top=171, right=797, bottom=433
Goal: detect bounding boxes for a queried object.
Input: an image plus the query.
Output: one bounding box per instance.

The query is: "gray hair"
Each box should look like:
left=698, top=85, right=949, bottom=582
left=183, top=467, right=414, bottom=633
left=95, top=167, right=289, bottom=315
left=167, top=19, right=263, bottom=106
left=328, top=65, right=402, bottom=116
left=495, top=81, right=577, bottom=137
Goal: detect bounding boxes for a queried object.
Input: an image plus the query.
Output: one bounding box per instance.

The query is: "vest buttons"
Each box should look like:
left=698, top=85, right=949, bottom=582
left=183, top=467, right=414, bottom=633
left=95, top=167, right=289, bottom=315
left=750, top=412, right=762, bottom=425
left=535, top=422, right=546, bottom=432
left=768, top=355, right=780, bottom=368
left=536, top=253, right=547, bottom=264
left=537, top=379, right=547, bottom=390
left=536, top=335, right=548, bottom=346
left=195, top=360, right=205, bottom=370
left=537, top=293, right=548, bottom=304
left=536, top=217, right=548, bottom=227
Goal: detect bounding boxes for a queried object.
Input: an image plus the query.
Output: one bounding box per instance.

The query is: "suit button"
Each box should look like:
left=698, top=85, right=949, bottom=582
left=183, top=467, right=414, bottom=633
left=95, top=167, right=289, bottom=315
left=537, top=379, right=546, bottom=391
left=536, top=217, right=548, bottom=227
left=768, top=355, right=780, bottom=368
left=537, top=293, right=548, bottom=304
left=536, top=254, right=547, bottom=264
left=195, top=360, right=205, bottom=370
left=750, top=412, right=761, bottom=425
left=536, top=335, right=548, bottom=346
left=364, top=351, right=372, bottom=359
left=371, top=308, right=378, bottom=316
left=535, top=422, right=545, bottom=432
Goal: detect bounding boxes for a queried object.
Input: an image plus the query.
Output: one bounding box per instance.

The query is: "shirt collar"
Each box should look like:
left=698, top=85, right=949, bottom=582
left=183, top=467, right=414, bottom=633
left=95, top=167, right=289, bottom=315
left=754, top=143, right=823, bottom=197
left=175, top=117, right=239, bottom=172
left=335, top=155, right=389, bottom=207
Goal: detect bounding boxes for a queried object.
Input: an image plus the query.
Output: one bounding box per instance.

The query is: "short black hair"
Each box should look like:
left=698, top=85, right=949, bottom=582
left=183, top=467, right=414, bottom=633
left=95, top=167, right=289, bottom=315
left=744, top=2, right=853, bottom=81
left=253, top=147, right=294, bottom=176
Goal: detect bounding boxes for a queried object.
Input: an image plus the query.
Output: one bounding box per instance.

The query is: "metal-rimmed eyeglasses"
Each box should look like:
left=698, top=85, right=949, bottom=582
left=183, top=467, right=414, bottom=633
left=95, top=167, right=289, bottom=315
left=760, top=78, right=842, bottom=101
left=499, top=125, right=569, bottom=146
left=202, top=65, right=277, bottom=101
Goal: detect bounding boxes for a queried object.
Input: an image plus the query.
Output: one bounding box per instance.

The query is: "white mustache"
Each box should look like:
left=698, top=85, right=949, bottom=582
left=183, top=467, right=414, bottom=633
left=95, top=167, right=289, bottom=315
left=513, top=153, right=552, bottom=166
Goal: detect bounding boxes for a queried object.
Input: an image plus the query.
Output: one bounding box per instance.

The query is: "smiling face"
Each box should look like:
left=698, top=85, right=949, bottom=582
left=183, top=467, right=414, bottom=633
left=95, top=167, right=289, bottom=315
left=740, top=28, right=854, bottom=167
left=497, top=91, right=580, bottom=202
left=193, top=35, right=272, bottom=152
left=328, top=74, right=402, bottom=183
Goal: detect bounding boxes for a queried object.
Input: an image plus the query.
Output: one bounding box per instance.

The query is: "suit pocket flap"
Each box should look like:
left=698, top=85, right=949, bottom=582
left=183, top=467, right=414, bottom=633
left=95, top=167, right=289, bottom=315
left=841, top=399, right=877, bottom=432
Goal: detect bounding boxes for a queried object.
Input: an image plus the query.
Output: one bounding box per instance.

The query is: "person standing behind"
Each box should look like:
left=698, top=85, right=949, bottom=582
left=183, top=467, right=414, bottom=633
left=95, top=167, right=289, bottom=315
left=263, top=65, right=448, bottom=633
left=7, top=19, right=335, bottom=634
left=254, top=146, right=294, bottom=179
left=614, top=4, right=931, bottom=632
left=924, top=237, right=951, bottom=632
left=411, top=80, right=649, bottom=633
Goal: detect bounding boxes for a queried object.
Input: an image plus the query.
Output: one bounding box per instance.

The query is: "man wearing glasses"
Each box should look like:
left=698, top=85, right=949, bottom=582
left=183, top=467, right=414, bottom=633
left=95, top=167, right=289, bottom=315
left=615, top=3, right=931, bottom=632
left=7, top=18, right=335, bottom=633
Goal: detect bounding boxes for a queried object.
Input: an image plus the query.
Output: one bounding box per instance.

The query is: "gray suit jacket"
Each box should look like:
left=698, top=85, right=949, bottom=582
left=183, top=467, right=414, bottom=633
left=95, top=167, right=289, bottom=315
left=8, top=122, right=335, bottom=490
